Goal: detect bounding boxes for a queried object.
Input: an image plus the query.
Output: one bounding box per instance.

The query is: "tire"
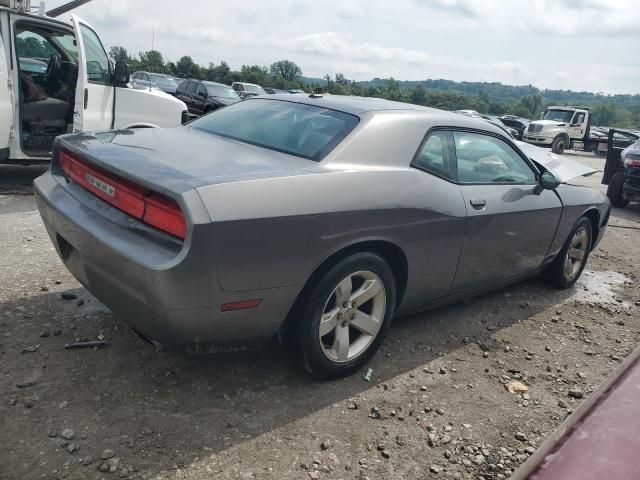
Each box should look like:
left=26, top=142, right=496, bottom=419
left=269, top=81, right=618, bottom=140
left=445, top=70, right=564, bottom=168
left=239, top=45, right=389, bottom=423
left=551, top=136, right=567, bottom=154
left=544, top=217, right=593, bottom=289
left=607, top=172, right=629, bottom=208
left=279, top=252, right=397, bottom=379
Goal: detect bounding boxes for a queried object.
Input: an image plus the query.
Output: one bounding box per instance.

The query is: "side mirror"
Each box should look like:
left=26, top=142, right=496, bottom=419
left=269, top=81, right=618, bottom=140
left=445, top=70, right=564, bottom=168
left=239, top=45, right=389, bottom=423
left=198, top=90, right=207, bottom=98
left=114, top=61, right=130, bottom=85
left=535, top=171, right=560, bottom=194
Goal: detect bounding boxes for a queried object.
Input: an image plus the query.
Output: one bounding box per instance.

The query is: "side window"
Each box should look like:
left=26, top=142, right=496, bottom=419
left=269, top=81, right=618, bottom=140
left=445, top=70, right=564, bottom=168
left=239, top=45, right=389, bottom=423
left=572, top=112, right=585, bottom=125
left=196, top=84, right=207, bottom=97
left=234, top=84, right=244, bottom=92
left=79, top=25, right=110, bottom=84
left=453, top=131, right=536, bottom=184
left=142, top=73, right=150, bottom=83
left=185, top=82, right=197, bottom=95
left=413, top=131, right=454, bottom=181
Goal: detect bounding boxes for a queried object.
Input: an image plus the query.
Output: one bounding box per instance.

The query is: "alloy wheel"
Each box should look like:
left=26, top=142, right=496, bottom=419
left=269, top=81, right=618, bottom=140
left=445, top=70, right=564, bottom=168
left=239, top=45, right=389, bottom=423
left=318, top=271, right=386, bottom=363
left=563, top=226, right=589, bottom=281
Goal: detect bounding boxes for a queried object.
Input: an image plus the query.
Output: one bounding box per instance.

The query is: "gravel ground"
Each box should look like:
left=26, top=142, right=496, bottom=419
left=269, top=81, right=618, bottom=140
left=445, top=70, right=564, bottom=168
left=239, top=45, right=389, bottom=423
left=1, top=153, right=639, bottom=480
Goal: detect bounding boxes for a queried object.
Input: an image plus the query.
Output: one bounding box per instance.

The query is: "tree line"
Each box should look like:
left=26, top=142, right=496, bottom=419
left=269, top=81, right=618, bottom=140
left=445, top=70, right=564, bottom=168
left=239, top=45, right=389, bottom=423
left=108, top=46, right=640, bottom=129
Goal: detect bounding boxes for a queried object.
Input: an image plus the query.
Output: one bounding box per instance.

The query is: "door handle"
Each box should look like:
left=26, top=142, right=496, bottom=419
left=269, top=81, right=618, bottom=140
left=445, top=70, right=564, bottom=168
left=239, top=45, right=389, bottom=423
left=470, top=198, right=486, bottom=210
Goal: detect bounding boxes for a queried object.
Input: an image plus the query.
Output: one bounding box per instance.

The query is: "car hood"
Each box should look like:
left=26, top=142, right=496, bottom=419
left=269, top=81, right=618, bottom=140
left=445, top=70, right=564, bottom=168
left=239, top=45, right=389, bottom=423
left=515, top=141, right=597, bottom=182
left=531, top=120, right=566, bottom=128
left=211, top=96, right=240, bottom=106
left=57, top=127, right=322, bottom=193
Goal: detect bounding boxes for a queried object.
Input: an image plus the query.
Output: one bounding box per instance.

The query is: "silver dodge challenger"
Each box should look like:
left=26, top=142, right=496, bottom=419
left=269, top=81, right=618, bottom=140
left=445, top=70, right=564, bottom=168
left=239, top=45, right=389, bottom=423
left=34, top=95, right=610, bottom=379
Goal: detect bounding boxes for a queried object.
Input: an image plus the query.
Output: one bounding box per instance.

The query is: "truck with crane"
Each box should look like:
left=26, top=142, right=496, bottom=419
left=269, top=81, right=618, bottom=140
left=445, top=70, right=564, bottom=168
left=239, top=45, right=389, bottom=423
left=0, top=0, right=188, bottom=164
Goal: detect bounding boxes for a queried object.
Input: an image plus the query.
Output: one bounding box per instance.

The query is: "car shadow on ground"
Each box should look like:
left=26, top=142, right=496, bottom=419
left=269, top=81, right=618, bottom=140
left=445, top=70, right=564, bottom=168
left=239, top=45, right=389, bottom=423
left=1, top=273, right=582, bottom=478
left=0, top=164, right=47, bottom=195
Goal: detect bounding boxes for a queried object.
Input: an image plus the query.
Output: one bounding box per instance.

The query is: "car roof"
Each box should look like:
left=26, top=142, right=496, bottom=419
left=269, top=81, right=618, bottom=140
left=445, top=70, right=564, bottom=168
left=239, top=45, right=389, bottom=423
left=234, top=82, right=261, bottom=87
left=260, top=94, right=452, bottom=116
left=203, top=81, right=230, bottom=87
left=244, top=95, right=508, bottom=137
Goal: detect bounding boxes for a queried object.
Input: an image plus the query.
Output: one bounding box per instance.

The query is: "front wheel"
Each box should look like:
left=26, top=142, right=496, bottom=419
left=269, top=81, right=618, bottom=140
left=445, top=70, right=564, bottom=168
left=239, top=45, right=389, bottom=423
left=280, top=252, right=397, bottom=379
left=544, top=217, right=592, bottom=289
left=551, top=136, right=567, bottom=154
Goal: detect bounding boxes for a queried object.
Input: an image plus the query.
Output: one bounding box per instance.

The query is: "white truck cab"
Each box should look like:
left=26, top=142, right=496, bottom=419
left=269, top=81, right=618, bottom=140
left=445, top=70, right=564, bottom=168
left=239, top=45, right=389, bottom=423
left=523, top=106, right=593, bottom=155
left=0, top=1, right=188, bottom=164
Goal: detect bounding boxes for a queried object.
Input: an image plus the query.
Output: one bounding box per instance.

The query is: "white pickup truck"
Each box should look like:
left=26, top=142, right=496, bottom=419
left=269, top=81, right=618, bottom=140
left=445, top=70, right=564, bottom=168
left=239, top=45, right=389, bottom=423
left=0, top=0, right=188, bottom=164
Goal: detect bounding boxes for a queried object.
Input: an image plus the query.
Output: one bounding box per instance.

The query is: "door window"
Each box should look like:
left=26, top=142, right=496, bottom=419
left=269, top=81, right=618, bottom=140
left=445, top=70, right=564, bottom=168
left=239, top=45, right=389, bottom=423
left=185, top=82, right=197, bottom=95
left=79, top=25, right=110, bottom=84
left=572, top=112, right=585, bottom=125
left=453, top=131, right=536, bottom=184
left=413, top=131, right=455, bottom=181
left=196, top=84, right=207, bottom=97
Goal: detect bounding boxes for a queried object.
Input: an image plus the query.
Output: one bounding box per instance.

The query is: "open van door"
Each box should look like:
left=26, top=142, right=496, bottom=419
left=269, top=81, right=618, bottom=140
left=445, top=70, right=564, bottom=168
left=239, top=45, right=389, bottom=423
left=70, top=14, right=114, bottom=132
left=0, top=32, right=12, bottom=160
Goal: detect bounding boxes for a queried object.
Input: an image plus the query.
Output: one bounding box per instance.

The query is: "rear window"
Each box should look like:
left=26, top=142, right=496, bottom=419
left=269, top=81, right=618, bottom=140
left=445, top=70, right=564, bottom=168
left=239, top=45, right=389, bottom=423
left=190, top=99, right=359, bottom=161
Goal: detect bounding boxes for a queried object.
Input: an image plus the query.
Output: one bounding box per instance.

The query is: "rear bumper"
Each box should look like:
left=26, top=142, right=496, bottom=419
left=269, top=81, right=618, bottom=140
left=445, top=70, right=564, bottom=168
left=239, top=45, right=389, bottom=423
left=34, top=170, right=297, bottom=345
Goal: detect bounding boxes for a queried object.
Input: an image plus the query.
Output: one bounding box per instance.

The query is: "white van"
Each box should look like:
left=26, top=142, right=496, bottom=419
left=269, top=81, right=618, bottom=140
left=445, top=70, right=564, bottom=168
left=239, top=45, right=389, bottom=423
left=0, top=2, right=188, bottom=164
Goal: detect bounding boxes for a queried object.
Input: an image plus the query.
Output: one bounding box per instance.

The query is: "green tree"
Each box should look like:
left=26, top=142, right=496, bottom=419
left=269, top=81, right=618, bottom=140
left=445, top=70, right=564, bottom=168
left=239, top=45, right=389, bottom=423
left=519, top=94, right=544, bottom=119
left=591, top=103, right=617, bottom=126
left=138, top=50, right=165, bottom=73
left=205, top=61, right=232, bottom=84
left=410, top=84, right=427, bottom=105
left=175, top=56, right=202, bottom=79
left=108, top=46, right=130, bottom=63
left=269, top=60, right=302, bottom=81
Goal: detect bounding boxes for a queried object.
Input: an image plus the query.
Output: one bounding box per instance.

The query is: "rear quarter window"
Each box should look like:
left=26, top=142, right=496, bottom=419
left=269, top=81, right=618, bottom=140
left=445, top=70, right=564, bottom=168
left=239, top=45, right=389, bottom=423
left=190, top=99, right=359, bottom=161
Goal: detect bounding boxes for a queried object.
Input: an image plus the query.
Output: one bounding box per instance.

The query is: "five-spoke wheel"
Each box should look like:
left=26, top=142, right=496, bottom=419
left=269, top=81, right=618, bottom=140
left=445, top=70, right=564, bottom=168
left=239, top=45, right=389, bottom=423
left=279, top=252, right=396, bottom=379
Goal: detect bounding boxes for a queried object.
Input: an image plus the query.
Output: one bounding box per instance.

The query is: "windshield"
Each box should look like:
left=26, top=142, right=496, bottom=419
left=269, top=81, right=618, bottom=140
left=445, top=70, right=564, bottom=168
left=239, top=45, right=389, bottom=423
left=245, top=84, right=266, bottom=94
left=149, top=75, right=178, bottom=87
left=205, top=83, right=240, bottom=99
left=191, top=99, right=359, bottom=161
left=544, top=110, right=574, bottom=123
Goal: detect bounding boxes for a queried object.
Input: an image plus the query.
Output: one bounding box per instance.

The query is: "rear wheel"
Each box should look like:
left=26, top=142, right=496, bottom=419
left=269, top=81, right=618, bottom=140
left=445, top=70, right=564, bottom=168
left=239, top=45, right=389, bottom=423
left=607, top=172, right=629, bottom=208
left=551, top=136, right=567, bottom=154
left=544, top=217, right=592, bottom=289
left=279, top=252, right=396, bottom=379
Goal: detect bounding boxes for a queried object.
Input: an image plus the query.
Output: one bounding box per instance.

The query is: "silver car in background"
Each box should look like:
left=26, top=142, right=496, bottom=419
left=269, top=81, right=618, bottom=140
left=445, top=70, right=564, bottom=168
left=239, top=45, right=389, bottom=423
left=34, top=95, right=610, bottom=379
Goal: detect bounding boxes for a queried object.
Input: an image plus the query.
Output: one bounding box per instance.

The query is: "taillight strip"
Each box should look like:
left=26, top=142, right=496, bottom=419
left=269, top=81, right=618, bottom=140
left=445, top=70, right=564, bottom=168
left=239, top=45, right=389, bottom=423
left=59, top=149, right=186, bottom=239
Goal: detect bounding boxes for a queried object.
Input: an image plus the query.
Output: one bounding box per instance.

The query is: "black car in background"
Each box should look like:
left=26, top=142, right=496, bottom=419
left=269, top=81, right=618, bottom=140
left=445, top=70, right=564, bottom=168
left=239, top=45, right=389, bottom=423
left=131, top=71, right=180, bottom=95
left=499, top=115, right=530, bottom=140
left=176, top=80, right=241, bottom=117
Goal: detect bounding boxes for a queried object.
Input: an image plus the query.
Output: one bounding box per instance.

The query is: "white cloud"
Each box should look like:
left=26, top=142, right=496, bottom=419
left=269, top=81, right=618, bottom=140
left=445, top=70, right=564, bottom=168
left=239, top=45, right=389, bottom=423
left=45, top=0, right=639, bottom=94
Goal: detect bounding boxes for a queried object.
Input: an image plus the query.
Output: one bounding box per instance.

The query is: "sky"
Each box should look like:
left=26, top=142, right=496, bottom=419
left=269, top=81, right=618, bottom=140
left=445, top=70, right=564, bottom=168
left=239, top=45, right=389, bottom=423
left=46, top=0, right=640, bottom=94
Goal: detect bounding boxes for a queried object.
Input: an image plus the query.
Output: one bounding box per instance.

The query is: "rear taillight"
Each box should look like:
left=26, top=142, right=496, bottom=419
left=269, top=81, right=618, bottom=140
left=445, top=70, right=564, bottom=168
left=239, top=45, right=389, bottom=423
left=623, top=154, right=640, bottom=168
left=142, top=194, right=187, bottom=239
left=59, top=150, right=147, bottom=218
left=58, top=149, right=187, bottom=239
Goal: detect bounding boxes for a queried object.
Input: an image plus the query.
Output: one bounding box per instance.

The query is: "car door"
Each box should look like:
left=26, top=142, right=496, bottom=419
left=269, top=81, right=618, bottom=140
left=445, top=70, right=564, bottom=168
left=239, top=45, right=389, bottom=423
left=184, top=81, right=198, bottom=114
left=568, top=111, right=587, bottom=141
left=0, top=31, right=11, bottom=158
left=409, top=130, right=467, bottom=301
left=71, top=15, right=114, bottom=132
left=451, top=130, right=563, bottom=293
left=194, top=83, right=207, bottom=114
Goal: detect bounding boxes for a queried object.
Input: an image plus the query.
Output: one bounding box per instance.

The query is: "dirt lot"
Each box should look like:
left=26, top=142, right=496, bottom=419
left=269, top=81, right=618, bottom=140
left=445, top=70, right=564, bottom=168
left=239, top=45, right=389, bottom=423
left=1, top=153, right=639, bottom=480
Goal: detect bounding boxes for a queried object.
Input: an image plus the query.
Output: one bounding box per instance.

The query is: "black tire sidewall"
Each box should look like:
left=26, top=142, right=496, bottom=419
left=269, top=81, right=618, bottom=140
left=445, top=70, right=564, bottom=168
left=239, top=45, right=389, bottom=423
left=552, top=136, right=566, bottom=154
left=548, top=217, right=593, bottom=289
left=298, top=253, right=396, bottom=379
left=607, top=172, right=629, bottom=208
